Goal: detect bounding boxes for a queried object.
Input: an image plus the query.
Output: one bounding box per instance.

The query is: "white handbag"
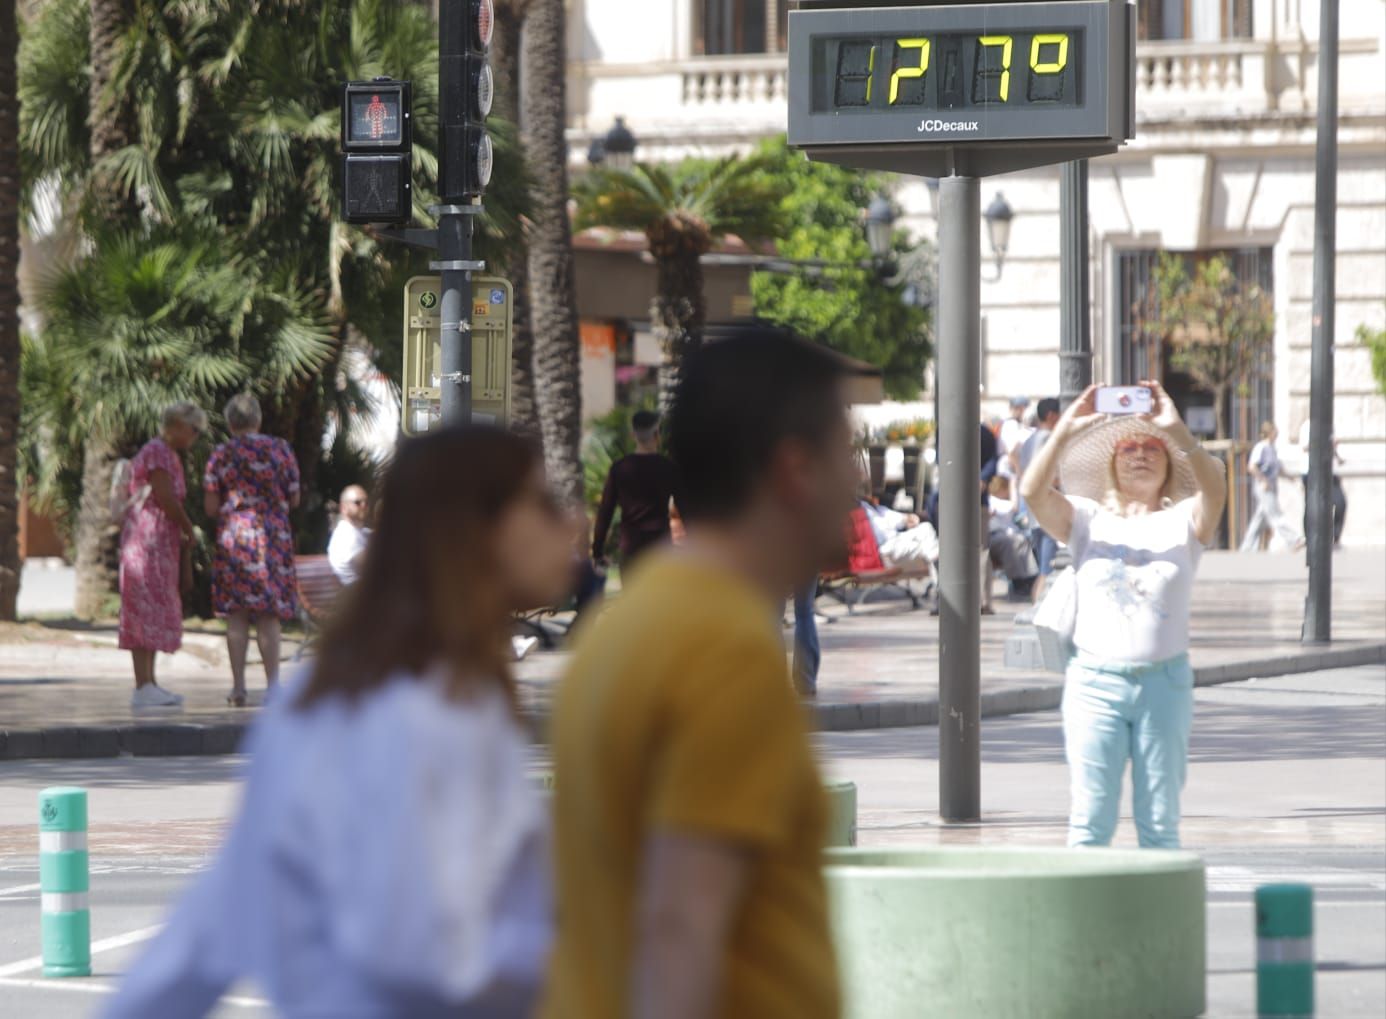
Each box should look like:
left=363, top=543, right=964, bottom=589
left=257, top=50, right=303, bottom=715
left=1031, top=566, right=1077, bottom=673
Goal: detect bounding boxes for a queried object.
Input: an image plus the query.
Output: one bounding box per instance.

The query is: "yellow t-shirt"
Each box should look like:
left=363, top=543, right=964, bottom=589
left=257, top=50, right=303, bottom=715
left=542, top=554, right=840, bottom=1019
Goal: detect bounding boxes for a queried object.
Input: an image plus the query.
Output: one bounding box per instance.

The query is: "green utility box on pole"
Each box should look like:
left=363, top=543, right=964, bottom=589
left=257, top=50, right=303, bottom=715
left=401, top=274, right=513, bottom=433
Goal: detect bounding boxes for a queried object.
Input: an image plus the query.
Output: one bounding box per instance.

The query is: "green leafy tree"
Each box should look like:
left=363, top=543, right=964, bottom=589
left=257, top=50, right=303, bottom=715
left=1362, top=323, right=1386, bottom=397
left=1138, top=252, right=1274, bottom=439
left=574, top=154, right=788, bottom=407
left=19, top=0, right=527, bottom=611
left=748, top=139, right=930, bottom=400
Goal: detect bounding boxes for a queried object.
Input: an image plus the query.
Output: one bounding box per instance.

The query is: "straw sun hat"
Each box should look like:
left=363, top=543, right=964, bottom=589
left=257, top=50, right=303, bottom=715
left=1059, top=416, right=1200, bottom=504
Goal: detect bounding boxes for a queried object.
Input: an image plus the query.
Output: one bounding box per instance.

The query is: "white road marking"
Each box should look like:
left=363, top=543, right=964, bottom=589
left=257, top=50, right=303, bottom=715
left=0, top=924, right=162, bottom=977
left=0, top=882, right=42, bottom=897
left=0, top=975, right=268, bottom=1007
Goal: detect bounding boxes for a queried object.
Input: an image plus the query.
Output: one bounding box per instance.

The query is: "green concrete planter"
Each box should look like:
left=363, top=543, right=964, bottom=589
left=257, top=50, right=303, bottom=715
left=825, top=846, right=1206, bottom=1019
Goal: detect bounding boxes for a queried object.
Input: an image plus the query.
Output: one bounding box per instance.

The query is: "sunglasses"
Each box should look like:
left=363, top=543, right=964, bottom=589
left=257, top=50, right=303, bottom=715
left=1114, top=438, right=1167, bottom=457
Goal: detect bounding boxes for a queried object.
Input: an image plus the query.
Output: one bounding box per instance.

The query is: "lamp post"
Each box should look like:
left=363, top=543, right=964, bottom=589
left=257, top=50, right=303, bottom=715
left=983, top=192, right=1014, bottom=277
left=865, top=194, right=895, bottom=260
left=601, top=116, right=637, bottom=171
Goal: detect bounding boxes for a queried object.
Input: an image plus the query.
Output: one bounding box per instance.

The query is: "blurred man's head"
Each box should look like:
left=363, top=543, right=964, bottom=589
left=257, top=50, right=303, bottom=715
left=340, top=485, right=369, bottom=527
left=1036, top=398, right=1061, bottom=428
left=1008, top=395, right=1030, bottom=420
left=631, top=410, right=660, bottom=451
left=667, top=322, right=856, bottom=586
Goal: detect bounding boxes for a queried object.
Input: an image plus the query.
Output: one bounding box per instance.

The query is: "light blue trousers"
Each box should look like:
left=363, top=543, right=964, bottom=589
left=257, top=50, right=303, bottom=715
left=1062, top=652, right=1194, bottom=849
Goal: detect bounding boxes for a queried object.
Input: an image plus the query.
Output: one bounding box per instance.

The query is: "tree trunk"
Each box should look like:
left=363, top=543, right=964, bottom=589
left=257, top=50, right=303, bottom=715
left=492, top=0, right=539, bottom=439
left=652, top=246, right=707, bottom=412
left=522, top=0, right=583, bottom=504
left=1213, top=384, right=1228, bottom=441
left=71, top=0, right=137, bottom=614
left=72, top=437, right=119, bottom=619
left=86, top=0, right=134, bottom=219
left=0, top=0, right=23, bottom=618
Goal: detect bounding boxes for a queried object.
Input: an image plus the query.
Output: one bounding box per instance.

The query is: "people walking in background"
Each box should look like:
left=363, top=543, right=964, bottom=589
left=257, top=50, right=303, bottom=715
left=997, top=395, right=1031, bottom=481
left=591, top=409, right=684, bottom=578
left=1240, top=422, right=1302, bottom=552
left=545, top=326, right=853, bottom=1019
left=1298, top=419, right=1348, bottom=547
left=119, top=402, right=207, bottom=710
left=792, top=582, right=822, bottom=696
left=1023, top=381, right=1225, bottom=849
left=203, top=394, right=301, bottom=707
left=1018, top=397, right=1063, bottom=601
left=327, top=484, right=370, bottom=584
left=104, top=427, right=569, bottom=1019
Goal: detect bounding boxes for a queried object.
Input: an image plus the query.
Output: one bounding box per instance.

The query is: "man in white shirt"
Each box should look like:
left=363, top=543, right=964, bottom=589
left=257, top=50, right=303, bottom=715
left=997, top=396, right=1032, bottom=480
left=327, top=485, right=370, bottom=585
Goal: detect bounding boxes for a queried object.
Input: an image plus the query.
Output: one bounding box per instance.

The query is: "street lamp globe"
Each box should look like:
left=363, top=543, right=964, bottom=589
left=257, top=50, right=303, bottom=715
left=864, top=193, right=895, bottom=259
left=983, top=191, right=1015, bottom=270
left=603, top=116, right=637, bottom=171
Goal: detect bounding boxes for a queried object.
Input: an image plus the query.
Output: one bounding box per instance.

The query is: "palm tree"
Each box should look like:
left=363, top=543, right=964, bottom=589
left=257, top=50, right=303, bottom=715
left=0, top=0, right=22, bottom=619
left=574, top=156, right=787, bottom=406
left=492, top=0, right=538, bottom=437
left=522, top=0, right=583, bottom=504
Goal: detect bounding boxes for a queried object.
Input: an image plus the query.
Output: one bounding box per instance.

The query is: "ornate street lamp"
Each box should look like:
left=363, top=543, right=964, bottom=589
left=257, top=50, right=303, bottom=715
left=602, top=116, right=637, bottom=171
left=983, top=191, right=1014, bottom=276
left=864, top=193, right=895, bottom=260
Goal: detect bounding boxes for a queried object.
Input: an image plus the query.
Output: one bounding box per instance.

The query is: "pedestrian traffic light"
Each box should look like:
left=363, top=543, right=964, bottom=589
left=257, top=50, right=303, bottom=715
left=439, top=0, right=494, bottom=200
left=340, top=78, right=413, bottom=224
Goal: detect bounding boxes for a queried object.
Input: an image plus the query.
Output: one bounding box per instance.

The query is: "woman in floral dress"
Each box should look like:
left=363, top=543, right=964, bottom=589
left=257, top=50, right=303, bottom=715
left=203, top=394, right=301, bottom=706
left=120, top=402, right=207, bottom=710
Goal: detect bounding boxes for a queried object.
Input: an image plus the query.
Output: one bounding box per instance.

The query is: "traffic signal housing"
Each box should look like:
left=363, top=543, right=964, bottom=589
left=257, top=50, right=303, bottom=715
left=440, top=0, right=494, bottom=201
left=341, top=78, right=413, bottom=224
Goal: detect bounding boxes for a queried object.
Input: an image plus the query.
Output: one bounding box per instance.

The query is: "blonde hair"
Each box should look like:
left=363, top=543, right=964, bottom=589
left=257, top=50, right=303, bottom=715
left=162, top=401, right=208, bottom=434
left=224, top=393, right=262, bottom=434
left=1103, top=448, right=1175, bottom=515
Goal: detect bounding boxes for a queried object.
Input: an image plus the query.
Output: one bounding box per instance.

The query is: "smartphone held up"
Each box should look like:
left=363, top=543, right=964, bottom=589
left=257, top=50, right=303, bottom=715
left=1095, top=386, right=1153, bottom=416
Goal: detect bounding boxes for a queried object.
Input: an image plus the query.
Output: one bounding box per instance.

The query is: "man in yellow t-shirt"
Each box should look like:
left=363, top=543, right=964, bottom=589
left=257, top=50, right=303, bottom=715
left=544, top=325, right=859, bottom=1019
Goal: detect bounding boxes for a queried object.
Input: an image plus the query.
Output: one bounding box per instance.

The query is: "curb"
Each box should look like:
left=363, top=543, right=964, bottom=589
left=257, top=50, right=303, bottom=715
left=811, top=640, right=1386, bottom=732
left=3, top=642, right=1383, bottom=759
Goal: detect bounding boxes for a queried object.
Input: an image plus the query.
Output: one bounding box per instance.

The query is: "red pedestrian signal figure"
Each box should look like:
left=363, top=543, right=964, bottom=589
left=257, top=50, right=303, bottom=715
left=366, top=94, right=389, bottom=139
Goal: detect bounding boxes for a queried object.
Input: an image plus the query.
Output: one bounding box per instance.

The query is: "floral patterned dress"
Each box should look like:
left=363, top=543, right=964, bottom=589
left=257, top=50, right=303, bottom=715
left=204, top=434, right=301, bottom=620
left=119, top=439, right=186, bottom=653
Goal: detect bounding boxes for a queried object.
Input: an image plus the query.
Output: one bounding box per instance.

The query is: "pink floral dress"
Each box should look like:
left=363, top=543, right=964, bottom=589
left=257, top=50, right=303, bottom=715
left=118, top=439, right=186, bottom=653
left=204, top=434, right=301, bottom=620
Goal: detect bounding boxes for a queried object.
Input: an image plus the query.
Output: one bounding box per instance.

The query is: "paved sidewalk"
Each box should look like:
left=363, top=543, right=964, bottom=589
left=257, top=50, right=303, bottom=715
left=0, top=550, right=1382, bottom=757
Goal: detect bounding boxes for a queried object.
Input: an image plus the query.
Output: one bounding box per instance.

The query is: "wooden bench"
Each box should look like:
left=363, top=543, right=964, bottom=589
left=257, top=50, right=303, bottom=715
left=293, top=555, right=344, bottom=659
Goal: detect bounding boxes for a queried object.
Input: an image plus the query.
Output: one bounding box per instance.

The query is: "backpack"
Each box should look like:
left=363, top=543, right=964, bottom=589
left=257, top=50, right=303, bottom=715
left=108, top=458, right=150, bottom=525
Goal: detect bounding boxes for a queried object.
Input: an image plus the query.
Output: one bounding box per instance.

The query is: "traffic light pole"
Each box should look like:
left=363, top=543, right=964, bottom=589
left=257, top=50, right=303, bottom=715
left=435, top=205, right=479, bottom=426
left=937, top=174, right=982, bottom=823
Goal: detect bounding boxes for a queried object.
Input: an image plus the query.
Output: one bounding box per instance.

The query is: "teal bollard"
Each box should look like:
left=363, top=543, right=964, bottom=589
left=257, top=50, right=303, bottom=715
left=38, top=787, right=91, bottom=977
left=1257, top=883, right=1314, bottom=1017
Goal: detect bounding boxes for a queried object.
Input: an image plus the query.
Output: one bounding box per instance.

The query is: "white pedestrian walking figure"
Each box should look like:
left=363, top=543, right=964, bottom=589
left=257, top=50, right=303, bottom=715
left=1240, top=421, right=1302, bottom=552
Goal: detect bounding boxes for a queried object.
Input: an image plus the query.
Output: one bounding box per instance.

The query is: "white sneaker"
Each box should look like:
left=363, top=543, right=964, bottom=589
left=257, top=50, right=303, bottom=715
left=131, top=684, right=184, bottom=710
left=511, top=636, right=539, bottom=661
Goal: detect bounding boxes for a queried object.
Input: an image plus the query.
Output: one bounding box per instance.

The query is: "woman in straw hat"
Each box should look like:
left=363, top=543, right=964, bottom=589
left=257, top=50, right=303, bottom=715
left=1021, top=381, right=1226, bottom=849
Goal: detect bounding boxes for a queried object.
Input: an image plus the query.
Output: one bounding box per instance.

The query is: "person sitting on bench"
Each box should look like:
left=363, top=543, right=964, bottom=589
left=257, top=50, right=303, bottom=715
left=861, top=496, right=938, bottom=568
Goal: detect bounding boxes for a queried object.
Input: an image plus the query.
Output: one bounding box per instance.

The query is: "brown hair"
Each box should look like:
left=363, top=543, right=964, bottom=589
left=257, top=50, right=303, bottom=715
left=297, top=426, right=539, bottom=710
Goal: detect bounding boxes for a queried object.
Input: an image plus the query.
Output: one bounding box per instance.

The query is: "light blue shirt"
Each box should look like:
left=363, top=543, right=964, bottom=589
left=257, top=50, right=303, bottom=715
left=102, top=671, right=551, bottom=1019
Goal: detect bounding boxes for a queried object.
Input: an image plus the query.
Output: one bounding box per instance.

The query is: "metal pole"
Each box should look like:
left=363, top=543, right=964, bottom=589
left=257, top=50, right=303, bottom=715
left=1059, top=159, right=1092, bottom=403
left=437, top=212, right=474, bottom=426
left=438, top=0, right=476, bottom=426
left=1303, top=0, right=1337, bottom=643
left=937, top=174, right=981, bottom=822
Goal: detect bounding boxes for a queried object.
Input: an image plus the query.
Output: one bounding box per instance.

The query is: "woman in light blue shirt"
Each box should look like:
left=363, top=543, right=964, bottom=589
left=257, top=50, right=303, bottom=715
left=104, top=427, right=576, bottom=1018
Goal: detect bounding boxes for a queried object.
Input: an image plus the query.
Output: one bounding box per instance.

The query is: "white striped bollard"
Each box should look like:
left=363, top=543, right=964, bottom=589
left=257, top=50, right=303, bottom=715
left=1256, top=882, right=1313, bottom=1017
left=39, top=786, right=91, bottom=977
